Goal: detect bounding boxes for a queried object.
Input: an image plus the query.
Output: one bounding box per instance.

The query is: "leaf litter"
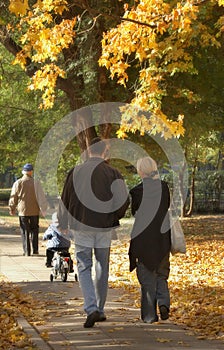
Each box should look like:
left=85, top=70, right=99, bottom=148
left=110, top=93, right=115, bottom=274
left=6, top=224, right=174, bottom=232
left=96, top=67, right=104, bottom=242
left=109, top=215, right=224, bottom=341
left=0, top=214, right=223, bottom=348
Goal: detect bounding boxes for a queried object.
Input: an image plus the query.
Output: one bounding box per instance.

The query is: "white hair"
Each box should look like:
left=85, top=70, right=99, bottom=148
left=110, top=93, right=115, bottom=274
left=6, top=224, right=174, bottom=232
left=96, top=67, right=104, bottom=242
left=136, top=156, right=160, bottom=179
left=22, top=170, right=33, bottom=175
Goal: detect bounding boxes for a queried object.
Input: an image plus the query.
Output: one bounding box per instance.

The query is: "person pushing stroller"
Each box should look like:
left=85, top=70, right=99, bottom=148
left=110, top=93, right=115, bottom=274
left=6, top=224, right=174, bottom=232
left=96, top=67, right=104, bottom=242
left=43, top=212, right=74, bottom=272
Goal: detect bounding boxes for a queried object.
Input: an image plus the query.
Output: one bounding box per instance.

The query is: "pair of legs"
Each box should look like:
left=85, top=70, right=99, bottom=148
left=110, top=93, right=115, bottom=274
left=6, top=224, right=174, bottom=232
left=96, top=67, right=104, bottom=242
left=136, top=254, right=170, bottom=323
left=75, top=244, right=110, bottom=317
left=19, top=216, right=39, bottom=256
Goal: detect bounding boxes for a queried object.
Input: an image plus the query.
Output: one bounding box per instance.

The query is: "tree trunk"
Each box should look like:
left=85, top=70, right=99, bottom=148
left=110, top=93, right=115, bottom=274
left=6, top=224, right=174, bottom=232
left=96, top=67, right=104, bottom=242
left=56, top=78, right=99, bottom=154
left=179, top=159, right=188, bottom=218
left=217, top=132, right=224, bottom=170
left=98, top=103, right=113, bottom=139
left=186, top=168, right=195, bottom=216
left=186, top=157, right=197, bottom=216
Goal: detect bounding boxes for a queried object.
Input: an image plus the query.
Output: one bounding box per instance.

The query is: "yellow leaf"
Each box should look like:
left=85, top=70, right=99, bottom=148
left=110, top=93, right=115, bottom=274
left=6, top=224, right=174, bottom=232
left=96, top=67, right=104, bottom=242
left=116, top=128, right=127, bottom=139
left=156, top=338, right=172, bottom=343
left=40, top=331, right=49, bottom=340
left=9, top=0, right=29, bottom=16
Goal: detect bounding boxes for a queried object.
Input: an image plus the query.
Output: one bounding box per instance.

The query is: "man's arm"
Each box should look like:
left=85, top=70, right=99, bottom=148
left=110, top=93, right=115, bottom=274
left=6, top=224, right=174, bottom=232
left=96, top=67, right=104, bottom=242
left=130, top=183, right=143, bottom=216
left=113, top=172, right=130, bottom=220
left=8, top=182, right=18, bottom=215
left=35, top=180, right=48, bottom=216
left=57, top=169, right=73, bottom=230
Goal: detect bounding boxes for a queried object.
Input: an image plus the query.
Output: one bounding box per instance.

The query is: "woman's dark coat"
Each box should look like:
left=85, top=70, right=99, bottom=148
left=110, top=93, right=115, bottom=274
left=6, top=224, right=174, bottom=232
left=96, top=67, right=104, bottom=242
left=129, top=177, right=171, bottom=272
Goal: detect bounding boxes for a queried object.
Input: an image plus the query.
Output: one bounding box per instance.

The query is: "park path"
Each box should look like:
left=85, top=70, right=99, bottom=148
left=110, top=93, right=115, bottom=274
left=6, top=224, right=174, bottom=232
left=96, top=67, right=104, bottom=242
left=0, top=218, right=223, bottom=350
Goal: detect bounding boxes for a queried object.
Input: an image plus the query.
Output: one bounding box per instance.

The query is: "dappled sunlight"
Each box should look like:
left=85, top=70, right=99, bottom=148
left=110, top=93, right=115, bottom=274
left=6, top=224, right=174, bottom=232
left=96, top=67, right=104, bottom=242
left=0, top=208, right=223, bottom=346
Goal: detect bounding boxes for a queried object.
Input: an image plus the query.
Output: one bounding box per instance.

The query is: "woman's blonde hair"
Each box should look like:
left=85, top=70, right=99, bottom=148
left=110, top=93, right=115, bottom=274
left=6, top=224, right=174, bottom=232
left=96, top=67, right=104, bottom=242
left=136, top=156, right=160, bottom=179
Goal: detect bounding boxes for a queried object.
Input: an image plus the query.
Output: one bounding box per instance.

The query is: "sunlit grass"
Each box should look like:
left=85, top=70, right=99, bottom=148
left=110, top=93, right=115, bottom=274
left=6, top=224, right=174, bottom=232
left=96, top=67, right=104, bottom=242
left=0, top=205, right=49, bottom=233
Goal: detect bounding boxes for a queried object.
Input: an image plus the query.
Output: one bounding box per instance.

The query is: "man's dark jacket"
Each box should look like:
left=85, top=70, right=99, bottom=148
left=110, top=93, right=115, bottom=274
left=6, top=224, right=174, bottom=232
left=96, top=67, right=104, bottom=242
left=129, top=178, right=171, bottom=272
left=58, top=157, right=130, bottom=231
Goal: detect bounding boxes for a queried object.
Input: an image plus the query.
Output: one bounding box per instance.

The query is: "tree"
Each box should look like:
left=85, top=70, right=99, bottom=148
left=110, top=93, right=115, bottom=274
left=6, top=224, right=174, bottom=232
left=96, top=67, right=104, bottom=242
left=98, top=0, right=224, bottom=215
left=0, top=0, right=130, bottom=153
left=0, top=44, right=70, bottom=177
left=99, top=0, right=224, bottom=138
left=165, top=40, right=224, bottom=215
left=1, top=0, right=224, bottom=211
left=1, top=1, right=224, bottom=148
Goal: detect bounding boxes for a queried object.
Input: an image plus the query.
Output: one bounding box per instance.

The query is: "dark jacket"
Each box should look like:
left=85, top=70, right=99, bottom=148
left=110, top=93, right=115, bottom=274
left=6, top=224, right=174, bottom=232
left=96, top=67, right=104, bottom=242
left=58, top=157, right=130, bottom=231
left=129, top=177, right=171, bottom=272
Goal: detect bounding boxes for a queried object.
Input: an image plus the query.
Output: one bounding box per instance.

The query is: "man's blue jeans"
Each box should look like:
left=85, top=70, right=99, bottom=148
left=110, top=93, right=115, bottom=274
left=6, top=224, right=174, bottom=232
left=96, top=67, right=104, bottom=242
left=75, top=244, right=110, bottom=315
left=136, top=254, right=170, bottom=323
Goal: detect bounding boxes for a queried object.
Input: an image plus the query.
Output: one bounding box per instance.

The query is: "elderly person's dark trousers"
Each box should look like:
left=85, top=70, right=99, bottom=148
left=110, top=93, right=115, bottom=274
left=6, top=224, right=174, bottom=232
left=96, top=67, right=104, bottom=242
left=136, top=254, right=170, bottom=323
left=19, top=216, right=39, bottom=255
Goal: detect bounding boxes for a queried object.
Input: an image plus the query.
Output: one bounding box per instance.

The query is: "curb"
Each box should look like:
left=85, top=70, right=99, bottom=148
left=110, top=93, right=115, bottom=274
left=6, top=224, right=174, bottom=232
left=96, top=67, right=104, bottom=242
left=16, top=316, right=52, bottom=350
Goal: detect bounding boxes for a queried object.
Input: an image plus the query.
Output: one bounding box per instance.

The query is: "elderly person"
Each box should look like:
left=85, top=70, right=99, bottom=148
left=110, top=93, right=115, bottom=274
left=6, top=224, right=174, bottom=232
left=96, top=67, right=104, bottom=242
left=9, top=163, right=48, bottom=256
left=129, top=156, right=171, bottom=323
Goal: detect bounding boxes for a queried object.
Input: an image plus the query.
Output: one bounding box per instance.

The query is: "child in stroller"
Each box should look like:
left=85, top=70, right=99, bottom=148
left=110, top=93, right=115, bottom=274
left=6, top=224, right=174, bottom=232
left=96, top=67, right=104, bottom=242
left=43, top=212, right=74, bottom=273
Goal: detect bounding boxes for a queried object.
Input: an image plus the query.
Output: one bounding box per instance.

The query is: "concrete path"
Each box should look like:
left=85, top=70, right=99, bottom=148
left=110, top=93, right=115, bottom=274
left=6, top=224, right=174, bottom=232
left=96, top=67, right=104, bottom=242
left=0, top=219, right=223, bottom=350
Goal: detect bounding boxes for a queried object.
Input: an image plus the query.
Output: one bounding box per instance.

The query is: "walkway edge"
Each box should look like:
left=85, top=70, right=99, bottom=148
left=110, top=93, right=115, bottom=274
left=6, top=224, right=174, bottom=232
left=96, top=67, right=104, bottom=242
left=16, top=316, right=52, bottom=350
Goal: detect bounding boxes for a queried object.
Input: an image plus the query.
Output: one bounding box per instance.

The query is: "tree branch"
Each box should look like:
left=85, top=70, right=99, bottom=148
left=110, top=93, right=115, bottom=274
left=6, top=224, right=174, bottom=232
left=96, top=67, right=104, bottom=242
left=0, top=26, right=21, bottom=57
left=0, top=105, right=36, bottom=115
left=0, top=25, right=80, bottom=109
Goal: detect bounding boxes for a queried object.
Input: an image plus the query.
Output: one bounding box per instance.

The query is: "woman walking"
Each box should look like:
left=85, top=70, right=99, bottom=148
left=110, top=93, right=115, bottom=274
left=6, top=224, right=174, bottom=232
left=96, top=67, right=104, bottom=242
left=129, top=156, right=171, bottom=323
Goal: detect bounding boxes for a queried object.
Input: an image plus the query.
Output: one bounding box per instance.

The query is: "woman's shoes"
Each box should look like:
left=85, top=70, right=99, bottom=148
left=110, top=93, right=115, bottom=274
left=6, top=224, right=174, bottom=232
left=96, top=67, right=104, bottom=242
left=159, top=305, right=169, bottom=320
left=143, top=316, right=158, bottom=323
left=99, top=313, right=106, bottom=322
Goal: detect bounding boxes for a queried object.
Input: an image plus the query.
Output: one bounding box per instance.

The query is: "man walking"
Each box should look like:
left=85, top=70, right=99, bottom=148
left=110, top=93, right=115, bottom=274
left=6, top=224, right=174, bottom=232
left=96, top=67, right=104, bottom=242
left=9, top=163, right=48, bottom=256
left=58, top=137, right=130, bottom=328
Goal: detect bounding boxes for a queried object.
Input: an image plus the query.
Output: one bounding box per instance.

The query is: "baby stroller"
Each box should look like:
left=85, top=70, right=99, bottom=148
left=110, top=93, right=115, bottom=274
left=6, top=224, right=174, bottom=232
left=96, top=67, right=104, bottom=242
left=50, top=250, right=78, bottom=282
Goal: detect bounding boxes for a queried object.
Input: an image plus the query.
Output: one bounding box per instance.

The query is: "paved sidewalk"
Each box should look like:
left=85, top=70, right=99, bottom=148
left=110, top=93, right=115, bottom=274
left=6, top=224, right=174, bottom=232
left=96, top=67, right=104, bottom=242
left=0, top=220, right=223, bottom=350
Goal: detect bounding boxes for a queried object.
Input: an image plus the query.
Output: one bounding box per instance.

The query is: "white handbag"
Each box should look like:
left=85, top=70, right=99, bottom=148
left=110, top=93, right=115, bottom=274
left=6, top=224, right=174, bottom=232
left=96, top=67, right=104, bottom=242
left=170, top=213, right=186, bottom=255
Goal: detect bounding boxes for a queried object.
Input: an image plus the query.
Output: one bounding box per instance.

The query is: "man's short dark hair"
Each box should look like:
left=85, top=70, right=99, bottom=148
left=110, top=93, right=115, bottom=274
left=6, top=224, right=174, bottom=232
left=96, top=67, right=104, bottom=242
left=89, top=137, right=107, bottom=155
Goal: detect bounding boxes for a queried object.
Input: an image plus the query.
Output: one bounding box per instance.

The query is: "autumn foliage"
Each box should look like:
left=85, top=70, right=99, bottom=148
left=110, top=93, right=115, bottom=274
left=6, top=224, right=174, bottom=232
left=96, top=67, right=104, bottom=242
left=0, top=279, right=40, bottom=349
left=6, top=0, right=224, bottom=139
left=8, top=0, right=76, bottom=109
left=99, top=0, right=223, bottom=138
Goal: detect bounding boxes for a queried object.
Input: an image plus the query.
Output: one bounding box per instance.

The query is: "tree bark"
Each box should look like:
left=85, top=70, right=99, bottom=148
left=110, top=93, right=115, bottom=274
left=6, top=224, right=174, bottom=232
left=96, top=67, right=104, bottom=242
left=179, top=159, right=188, bottom=218
left=186, top=145, right=198, bottom=216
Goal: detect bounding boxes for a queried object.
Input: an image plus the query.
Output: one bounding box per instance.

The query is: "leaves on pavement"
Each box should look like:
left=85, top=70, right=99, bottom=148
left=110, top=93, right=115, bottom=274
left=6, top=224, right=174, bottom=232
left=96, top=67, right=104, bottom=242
left=0, top=214, right=223, bottom=348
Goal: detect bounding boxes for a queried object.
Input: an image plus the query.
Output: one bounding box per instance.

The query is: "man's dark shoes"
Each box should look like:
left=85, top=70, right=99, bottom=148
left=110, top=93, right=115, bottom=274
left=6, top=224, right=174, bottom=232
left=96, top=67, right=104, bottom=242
left=99, top=313, right=106, bottom=322
left=159, top=305, right=169, bottom=320
left=84, top=311, right=100, bottom=328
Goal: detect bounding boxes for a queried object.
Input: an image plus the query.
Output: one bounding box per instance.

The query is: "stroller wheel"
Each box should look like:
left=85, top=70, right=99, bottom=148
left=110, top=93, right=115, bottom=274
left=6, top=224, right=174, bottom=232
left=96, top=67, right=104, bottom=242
left=50, top=274, right=53, bottom=282
left=61, top=267, right=68, bottom=282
